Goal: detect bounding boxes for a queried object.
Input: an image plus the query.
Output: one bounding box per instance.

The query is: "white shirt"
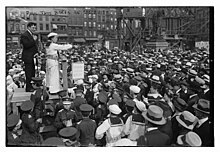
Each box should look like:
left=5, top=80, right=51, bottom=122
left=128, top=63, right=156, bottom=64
left=95, top=117, right=124, bottom=145
left=46, top=43, right=72, bottom=56
left=123, top=115, right=146, bottom=141
left=197, top=117, right=208, bottom=128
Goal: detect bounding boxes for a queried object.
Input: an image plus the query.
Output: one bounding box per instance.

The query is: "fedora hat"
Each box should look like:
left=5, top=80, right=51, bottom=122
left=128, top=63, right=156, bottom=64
left=176, top=111, right=197, bottom=130
left=177, top=131, right=202, bottom=147
left=193, top=99, right=210, bottom=114
left=173, top=98, right=188, bottom=112
left=142, top=105, right=166, bottom=125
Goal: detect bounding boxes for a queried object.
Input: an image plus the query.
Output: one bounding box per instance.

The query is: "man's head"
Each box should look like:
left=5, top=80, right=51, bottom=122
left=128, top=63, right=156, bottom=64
left=27, top=22, right=37, bottom=34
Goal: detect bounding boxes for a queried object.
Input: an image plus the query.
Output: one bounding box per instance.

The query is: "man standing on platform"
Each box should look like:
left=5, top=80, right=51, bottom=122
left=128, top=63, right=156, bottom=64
left=20, top=22, right=39, bottom=92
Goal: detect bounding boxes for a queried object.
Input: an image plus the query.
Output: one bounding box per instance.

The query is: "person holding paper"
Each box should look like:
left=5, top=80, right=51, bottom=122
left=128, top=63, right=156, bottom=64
left=45, top=32, right=73, bottom=94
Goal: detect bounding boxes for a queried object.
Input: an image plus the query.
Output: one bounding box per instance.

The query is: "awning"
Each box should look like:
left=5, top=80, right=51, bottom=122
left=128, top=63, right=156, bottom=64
left=85, top=38, right=99, bottom=41
left=73, top=38, right=85, bottom=43
left=58, top=34, right=68, bottom=37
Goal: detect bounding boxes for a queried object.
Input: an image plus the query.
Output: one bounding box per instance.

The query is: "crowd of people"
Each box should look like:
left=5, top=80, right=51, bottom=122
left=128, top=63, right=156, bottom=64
left=6, top=28, right=212, bottom=147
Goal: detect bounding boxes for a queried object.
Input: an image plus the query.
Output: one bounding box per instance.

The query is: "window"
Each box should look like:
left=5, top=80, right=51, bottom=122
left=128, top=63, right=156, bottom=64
left=40, top=23, right=43, bottom=31
left=89, top=22, right=91, bottom=27
left=57, top=18, right=60, bottom=22
left=89, top=14, right=92, bottom=18
left=93, top=14, right=96, bottom=18
left=115, top=18, right=117, bottom=22
left=52, top=18, right=55, bottom=21
left=89, top=31, right=92, bottom=36
left=46, top=15, right=49, bottom=21
left=84, top=22, right=87, bottom=27
left=93, top=22, right=96, bottom=27
left=98, top=24, right=101, bottom=30
left=10, top=24, right=14, bottom=32
left=103, top=10, right=105, bottom=15
left=15, top=24, right=20, bottom=32
left=39, top=15, right=42, bottom=21
left=21, top=24, right=25, bottom=30
left=111, top=25, right=113, bottom=30
left=93, top=31, right=96, bottom=37
left=84, top=30, right=87, bottom=36
left=33, top=14, right=37, bottom=21
left=102, top=16, right=105, bottom=22
left=63, top=18, right=66, bottom=22
left=98, top=15, right=101, bottom=22
left=84, top=14, right=87, bottom=18
left=111, top=18, right=113, bottom=21
left=46, top=24, right=49, bottom=30
left=102, top=24, right=105, bottom=29
left=106, top=27, right=109, bottom=30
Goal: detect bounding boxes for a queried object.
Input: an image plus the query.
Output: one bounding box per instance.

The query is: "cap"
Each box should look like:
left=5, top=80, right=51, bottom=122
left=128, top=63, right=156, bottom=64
left=7, top=114, right=20, bottom=127
left=59, top=127, right=77, bottom=138
left=31, top=77, right=43, bottom=85
left=62, top=98, right=72, bottom=105
left=108, top=98, right=119, bottom=106
left=98, top=91, right=108, bottom=103
left=173, top=98, right=188, bottom=112
left=48, top=32, right=58, bottom=38
left=109, top=104, right=121, bottom=115
left=21, top=100, right=34, bottom=111
left=42, top=137, right=65, bottom=147
left=134, top=76, right=142, bottom=82
left=57, top=90, right=68, bottom=98
left=112, top=93, right=122, bottom=103
left=125, top=99, right=135, bottom=107
left=80, top=104, right=93, bottom=112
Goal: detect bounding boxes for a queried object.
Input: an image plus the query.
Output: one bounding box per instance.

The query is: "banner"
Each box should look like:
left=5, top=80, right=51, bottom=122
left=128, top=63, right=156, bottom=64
left=72, top=62, right=84, bottom=80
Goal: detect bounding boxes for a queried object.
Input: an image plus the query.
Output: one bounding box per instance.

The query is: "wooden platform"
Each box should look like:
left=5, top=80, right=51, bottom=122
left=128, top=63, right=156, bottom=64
left=11, top=88, right=59, bottom=114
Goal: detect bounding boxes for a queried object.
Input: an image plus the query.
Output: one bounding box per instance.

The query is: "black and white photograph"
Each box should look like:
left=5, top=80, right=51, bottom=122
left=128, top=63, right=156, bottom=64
left=3, top=1, right=216, bottom=150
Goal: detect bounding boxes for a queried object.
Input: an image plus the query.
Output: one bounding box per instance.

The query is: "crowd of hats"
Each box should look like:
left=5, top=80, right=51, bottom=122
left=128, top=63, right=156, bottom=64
left=6, top=44, right=211, bottom=147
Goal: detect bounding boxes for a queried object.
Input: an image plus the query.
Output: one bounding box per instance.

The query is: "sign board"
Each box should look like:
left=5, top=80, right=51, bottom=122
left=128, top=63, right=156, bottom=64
left=195, top=41, right=209, bottom=51
left=72, top=62, right=84, bottom=80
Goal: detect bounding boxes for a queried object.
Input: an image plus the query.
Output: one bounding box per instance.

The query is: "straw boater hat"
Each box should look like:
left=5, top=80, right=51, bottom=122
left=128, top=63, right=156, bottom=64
left=150, top=75, right=161, bottom=84
left=177, top=131, right=202, bottom=147
left=47, top=32, right=58, bottom=38
left=142, top=105, right=166, bottom=125
left=176, top=111, right=197, bottom=130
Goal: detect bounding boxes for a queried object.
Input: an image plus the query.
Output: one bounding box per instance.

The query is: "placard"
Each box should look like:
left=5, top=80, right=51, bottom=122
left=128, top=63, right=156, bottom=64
left=72, top=62, right=84, bottom=80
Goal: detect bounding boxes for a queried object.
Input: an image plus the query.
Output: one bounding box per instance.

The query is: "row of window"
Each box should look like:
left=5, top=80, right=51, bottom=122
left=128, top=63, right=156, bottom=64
left=84, top=30, right=96, bottom=37
left=84, top=22, right=116, bottom=29
left=32, top=14, right=50, bottom=21
left=83, top=9, right=116, bottom=15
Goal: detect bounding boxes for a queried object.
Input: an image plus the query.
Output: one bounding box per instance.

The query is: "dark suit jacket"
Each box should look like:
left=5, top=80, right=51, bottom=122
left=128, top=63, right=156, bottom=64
left=193, top=120, right=213, bottom=146
left=199, top=90, right=210, bottom=101
left=137, top=129, right=170, bottom=147
left=20, top=30, right=38, bottom=63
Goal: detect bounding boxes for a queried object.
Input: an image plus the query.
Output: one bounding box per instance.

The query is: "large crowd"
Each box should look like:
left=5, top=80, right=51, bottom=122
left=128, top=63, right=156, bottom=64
left=6, top=40, right=212, bottom=147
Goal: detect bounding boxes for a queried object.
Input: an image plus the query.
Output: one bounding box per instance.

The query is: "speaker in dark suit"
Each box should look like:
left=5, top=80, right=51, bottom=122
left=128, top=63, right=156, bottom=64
left=20, top=22, right=38, bottom=92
